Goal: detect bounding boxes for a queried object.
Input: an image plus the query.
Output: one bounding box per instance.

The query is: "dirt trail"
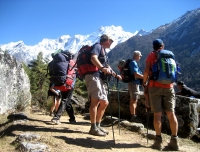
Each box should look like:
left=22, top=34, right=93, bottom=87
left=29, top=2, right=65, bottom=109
left=1, top=111, right=200, bottom=152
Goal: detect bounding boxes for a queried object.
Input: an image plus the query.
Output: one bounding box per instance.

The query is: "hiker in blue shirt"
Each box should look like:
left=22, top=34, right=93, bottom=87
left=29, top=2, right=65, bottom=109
left=128, top=51, right=144, bottom=123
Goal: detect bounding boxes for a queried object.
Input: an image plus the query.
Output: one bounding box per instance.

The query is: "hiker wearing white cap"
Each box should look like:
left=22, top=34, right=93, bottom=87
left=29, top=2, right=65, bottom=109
left=129, top=50, right=144, bottom=123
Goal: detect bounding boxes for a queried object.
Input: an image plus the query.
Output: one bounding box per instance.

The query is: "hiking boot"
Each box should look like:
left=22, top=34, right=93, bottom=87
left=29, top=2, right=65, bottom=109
left=98, top=127, right=109, bottom=135
left=150, top=136, right=162, bottom=150
left=69, top=120, right=76, bottom=124
left=54, top=120, right=61, bottom=125
left=51, top=117, right=61, bottom=125
left=130, top=115, right=144, bottom=123
left=165, top=136, right=179, bottom=151
left=89, top=128, right=106, bottom=136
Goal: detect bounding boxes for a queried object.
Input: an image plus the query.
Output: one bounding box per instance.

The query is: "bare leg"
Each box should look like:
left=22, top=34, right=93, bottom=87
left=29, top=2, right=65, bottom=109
left=55, top=97, right=61, bottom=112
left=89, top=98, right=100, bottom=124
left=130, top=99, right=137, bottom=115
left=166, top=111, right=178, bottom=136
left=50, top=97, right=56, bottom=113
left=96, top=99, right=109, bottom=122
left=154, top=112, right=162, bottom=135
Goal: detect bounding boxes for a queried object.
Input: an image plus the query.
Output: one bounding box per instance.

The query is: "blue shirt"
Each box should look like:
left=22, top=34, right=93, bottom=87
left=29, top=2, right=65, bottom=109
left=129, top=60, right=142, bottom=84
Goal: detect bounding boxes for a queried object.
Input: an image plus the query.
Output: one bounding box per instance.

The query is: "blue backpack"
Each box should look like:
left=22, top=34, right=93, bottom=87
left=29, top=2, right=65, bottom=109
left=151, top=50, right=180, bottom=84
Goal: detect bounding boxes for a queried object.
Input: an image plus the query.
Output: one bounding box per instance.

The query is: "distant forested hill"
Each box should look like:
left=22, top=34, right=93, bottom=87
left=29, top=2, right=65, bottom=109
left=108, top=8, right=200, bottom=90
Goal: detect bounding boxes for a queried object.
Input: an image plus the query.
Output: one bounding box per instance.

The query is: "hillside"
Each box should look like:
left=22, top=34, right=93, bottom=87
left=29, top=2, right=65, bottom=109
left=108, top=8, right=200, bottom=90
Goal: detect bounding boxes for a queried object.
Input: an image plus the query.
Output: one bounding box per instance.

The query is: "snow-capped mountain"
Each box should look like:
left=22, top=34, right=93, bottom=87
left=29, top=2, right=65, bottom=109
left=0, top=25, right=150, bottom=64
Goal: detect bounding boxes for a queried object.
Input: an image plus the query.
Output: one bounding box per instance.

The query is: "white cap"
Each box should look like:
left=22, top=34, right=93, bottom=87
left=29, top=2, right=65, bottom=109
left=133, top=50, right=142, bottom=56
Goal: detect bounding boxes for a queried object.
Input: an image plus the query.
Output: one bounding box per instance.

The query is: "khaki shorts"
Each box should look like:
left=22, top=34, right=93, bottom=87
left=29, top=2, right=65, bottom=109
left=84, top=74, right=108, bottom=101
left=149, top=87, right=175, bottom=113
left=128, top=82, right=140, bottom=100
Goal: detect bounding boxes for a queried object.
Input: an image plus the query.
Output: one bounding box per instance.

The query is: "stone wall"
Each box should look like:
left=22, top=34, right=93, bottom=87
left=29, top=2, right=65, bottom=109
left=0, top=52, right=31, bottom=114
left=105, top=90, right=200, bottom=138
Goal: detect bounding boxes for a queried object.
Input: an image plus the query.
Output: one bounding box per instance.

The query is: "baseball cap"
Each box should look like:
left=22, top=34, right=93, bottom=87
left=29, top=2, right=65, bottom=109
left=133, top=50, right=142, bottom=56
left=153, top=39, right=164, bottom=47
left=100, top=34, right=113, bottom=42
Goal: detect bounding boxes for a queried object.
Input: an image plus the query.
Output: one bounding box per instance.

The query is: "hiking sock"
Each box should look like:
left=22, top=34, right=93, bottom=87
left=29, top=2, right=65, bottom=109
left=132, top=114, right=137, bottom=117
left=91, top=123, right=97, bottom=130
left=96, top=122, right=101, bottom=128
left=156, top=135, right=162, bottom=138
left=172, top=135, right=178, bottom=138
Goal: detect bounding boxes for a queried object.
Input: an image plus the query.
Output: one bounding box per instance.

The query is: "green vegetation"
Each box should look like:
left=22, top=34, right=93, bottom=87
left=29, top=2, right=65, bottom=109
left=23, top=52, right=88, bottom=110
left=23, top=52, right=51, bottom=109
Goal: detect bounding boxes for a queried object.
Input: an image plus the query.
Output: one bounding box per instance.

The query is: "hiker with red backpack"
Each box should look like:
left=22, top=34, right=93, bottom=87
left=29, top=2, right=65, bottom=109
left=143, top=39, right=179, bottom=150
left=47, top=50, right=77, bottom=124
left=80, top=34, right=122, bottom=136
left=51, top=77, right=77, bottom=124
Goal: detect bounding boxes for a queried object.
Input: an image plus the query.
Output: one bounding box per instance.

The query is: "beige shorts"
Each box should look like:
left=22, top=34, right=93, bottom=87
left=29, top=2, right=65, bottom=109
left=84, top=74, right=108, bottom=101
left=128, top=82, right=140, bottom=100
left=149, top=87, right=175, bottom=113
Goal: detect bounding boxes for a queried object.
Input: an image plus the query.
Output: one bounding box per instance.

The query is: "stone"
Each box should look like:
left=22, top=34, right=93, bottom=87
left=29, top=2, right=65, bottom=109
left=0, top=53, right=31, bottom=114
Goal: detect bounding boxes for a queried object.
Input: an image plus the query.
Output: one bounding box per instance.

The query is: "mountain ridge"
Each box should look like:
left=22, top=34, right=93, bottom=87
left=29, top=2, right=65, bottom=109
left=108, top=7, right=200, bottom=90
left=0, top=25, right=150, bottom=64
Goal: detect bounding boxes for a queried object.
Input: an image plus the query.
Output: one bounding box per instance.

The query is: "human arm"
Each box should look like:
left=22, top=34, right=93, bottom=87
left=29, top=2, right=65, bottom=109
left=50, top=84, right=61, bottom=97
left=91, top=54, right=111, bottom=74
left=143, top=60, right=151, bottom=86
left=134, top=72, right=143, bottom=79
left=91, top=54, right=122, bottom=80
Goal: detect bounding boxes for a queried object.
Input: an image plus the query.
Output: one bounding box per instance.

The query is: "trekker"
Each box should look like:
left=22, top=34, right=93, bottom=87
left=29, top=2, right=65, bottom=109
left=176, top=81, right=200, bottom=98
left=129, top=51, right=144, bottom=123
left=85, top=34, right=122, bottom=136
left=48, top=83, right=61, bottom=116
left=143, top=39, right=179, bottom=150
left=51, top=76, right=77, bottom=125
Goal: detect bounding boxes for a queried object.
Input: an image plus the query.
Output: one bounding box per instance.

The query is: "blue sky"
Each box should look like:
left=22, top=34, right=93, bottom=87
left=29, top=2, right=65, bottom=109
left=0, top=0, right=200, bottom=45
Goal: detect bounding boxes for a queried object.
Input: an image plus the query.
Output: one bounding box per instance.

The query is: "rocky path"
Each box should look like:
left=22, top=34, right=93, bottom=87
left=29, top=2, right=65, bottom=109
left=0, top=111, right=200, bottom=152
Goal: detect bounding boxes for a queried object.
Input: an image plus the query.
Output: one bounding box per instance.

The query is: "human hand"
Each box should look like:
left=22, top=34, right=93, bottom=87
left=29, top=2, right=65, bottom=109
left=115, top=74, right=122, bottom=80
left=102, top=67, right=112, bottom=74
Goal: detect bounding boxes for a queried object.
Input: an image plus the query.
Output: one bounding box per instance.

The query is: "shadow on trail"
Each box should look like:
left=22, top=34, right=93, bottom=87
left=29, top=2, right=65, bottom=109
left=55, top=136, right=146, bottom=150
left=0, top=114, right=90, bottom=138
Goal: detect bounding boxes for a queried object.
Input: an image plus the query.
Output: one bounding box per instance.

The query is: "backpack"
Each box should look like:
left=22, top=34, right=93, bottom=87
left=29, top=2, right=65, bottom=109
left=76, top=43, right=106, bottom=79
left=118, top=59, right=136, bottom=83
left=47, top=53, right=69, bottom=85
left=53, top=59, right=77, bottom=92
left=47, top=50, right=74, bottom=85
left=151, top=49, right=179, bottom=84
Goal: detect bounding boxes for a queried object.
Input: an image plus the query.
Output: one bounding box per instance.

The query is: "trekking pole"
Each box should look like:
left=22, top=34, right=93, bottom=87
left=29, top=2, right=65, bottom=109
left=116, top=78, right=120, bottom=135
left=146, top=107, right=150, bottom=144
left=106, top=77, right=115, bottom=145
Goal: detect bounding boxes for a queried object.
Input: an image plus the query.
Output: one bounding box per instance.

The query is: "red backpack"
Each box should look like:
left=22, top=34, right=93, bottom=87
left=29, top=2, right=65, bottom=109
left=76, top=43, right=106, bottom=79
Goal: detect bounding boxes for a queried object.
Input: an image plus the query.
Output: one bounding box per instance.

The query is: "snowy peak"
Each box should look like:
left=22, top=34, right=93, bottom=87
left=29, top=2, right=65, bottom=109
left=136, top=29, right=152, bottom=36
left=0, top=25, right=150, bottom=64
